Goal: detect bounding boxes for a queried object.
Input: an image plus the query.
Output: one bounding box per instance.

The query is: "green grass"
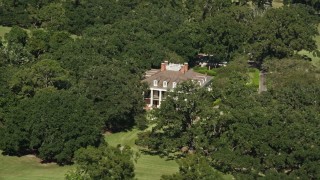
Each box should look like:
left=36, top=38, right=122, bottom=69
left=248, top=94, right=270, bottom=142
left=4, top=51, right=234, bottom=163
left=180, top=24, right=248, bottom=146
left=0, top=26, right=12, bottom=39
left=0, top=151, right=72, bottom=180
left=0, top=25, right=79, bottom=41
left=105, top=129, right=234, bottom=180
left=272, top=0, right=283, bottom=8
left=0, top=127, right=228, bottom=180
left=298, top=24, right=320, bottom=69
left=248, top=68, right=260, bottom=87
left=193, top=66, right=217, bottom=76
left=105, top=129, right=179, bottom=180
left=0, top=129, right=178, bottom=180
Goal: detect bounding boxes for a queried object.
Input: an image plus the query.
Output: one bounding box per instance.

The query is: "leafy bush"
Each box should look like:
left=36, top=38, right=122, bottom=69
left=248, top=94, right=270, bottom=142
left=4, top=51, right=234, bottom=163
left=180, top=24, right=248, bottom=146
left=135, top=114, right=148, bottom=130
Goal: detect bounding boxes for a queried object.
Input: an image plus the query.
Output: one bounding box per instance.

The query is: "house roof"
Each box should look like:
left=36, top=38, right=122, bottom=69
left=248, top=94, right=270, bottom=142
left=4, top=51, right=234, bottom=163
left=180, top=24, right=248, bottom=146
left=142, top=68, right=213, bottom=90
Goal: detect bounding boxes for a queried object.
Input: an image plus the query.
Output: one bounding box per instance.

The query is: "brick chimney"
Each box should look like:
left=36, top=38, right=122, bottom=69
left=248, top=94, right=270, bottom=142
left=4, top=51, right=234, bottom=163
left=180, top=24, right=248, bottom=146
left=161, top=62, right=166, bottom=71
left=180, top=62, right=189, bottom=73
left=184, top=62, right=188, bottom=72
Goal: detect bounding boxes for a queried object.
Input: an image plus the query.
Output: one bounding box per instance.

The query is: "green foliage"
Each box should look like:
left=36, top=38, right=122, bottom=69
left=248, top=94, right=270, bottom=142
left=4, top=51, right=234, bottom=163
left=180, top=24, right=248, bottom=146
left=82, top=60, right=145, bottom=131
left=249, top=5, right=318, bottom=65
left=0, top=1, right=31, bottom=27
left=38, top=3, right=67, bottom=31
left=161, top=154, right=225, bottom=180
left=105, top=128, right=179, bottom=180
left=51, top=38, right=104, bottom=81
left=66, top=143, right=135, bottom=180
left=27, top=29, right=72, bottom=58
left=10, top=59, right=70, bottom=97
left=63, top=0, right=140, bottom=35
left=1, top=43, right=34, bottom=65
left=252, top=0, right=272, bottom=9
left=0, top=66, right=15, bottom=126
left=27, top=29, right=50, bottom=57
left=0, top=152, right=73, bottom=179
left=0, top=2, right=319, bottom=179
left=134, top=113, right=148, bottom=130
left=284, top=0, right=320, bottom=11
left=0, top=90, right=103, bottom=164
left=211, top=59, right=254, bottom=101
left=202, top=11, right=250, bottom=63
left=0, top=26, right=33, bottom=65
left=137, top=81, right=215, bottom=156
left=206, top=59, right=320, bottom=179
left=4, top=26, right=28, bottom=46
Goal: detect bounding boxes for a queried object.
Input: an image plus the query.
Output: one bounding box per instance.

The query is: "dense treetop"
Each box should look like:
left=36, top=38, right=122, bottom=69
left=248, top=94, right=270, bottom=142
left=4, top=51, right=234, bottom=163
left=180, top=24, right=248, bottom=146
left=0, top=0, right=319, bottom=179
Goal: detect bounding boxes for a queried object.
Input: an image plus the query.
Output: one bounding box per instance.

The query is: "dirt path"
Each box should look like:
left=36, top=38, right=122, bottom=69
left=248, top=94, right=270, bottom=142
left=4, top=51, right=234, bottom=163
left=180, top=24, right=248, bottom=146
left=259, top=71, right=267, bottom=93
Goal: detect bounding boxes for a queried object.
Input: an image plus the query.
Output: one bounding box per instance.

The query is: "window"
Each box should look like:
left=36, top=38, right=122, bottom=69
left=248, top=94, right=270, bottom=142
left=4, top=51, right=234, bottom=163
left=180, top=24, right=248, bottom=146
left=172, top=82, right=177, bottom=88
left=163, top=81, right=167, bottom=87
left=153, top=80, right=158, bottom=86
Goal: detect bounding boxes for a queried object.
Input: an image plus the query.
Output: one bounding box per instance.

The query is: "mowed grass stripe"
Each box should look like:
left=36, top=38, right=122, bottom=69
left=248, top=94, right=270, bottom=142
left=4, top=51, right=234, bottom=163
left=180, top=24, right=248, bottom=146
left=135, top=155, right=178, bottom=180
left=0, top=26, right=12, bottom=39
left=0, top=152, right=72, bottom=180
left=105, top=129, right=179, bottom=180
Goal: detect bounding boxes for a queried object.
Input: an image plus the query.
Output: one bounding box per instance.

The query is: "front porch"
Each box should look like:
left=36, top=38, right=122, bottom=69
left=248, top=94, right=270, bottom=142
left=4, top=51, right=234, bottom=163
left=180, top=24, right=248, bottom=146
left=144, top=89, right=167, bottom=109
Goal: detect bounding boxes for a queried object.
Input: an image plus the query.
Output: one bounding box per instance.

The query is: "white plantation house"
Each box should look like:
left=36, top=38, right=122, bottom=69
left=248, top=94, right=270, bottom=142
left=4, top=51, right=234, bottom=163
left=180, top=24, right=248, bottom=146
left=142, top=61, right=212, bottom=108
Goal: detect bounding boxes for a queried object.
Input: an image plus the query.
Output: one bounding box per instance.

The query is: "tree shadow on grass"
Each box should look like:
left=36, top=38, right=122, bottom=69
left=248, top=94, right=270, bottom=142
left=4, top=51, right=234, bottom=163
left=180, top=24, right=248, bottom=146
left=138, top=148, right=183, bottom=161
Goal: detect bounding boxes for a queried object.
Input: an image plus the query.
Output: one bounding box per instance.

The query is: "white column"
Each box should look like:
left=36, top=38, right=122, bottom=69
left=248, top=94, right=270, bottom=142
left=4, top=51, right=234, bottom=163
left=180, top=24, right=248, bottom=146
left=159, top=90, right=162, bottom=107
left=150, top=89, right=153, bottom=107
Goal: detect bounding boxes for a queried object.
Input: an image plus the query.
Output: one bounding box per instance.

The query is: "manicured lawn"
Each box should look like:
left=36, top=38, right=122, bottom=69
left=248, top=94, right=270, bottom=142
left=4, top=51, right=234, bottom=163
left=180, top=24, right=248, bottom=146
left=105, top=129, right=234, bottom=180
left=272, top=0, right=283, bottom=8
left=298, top=24, right=320, bottom=69
left=0, top=129, right=178, bottom=180
left=248, top=68, right=260, bottom=87
left=0, top=151, right=72, bottom=180
left=0, top=26, right=12, bottom=39
left=105, top=129, right=179, bottom=180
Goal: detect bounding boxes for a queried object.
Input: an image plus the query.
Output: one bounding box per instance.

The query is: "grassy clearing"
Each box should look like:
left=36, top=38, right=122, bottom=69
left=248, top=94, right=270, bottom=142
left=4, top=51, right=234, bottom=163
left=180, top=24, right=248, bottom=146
left=0, top=129, right=178, bottom=180
left=298, top=24, right=320, bottom=69
left=272, top=0, right=283, bottom=8
left=105, top=129, right=234, bottom=180
left=0, top=25, right=79, bottom=40
left=193, top=66, right=217, bottom=76
left=0, top=26, right=12, bottom=39
left=248, top=68, right=260, bottom=87
left=0, top=151, right=72, bottom=180
left=105, top=129, right=179, bottom=180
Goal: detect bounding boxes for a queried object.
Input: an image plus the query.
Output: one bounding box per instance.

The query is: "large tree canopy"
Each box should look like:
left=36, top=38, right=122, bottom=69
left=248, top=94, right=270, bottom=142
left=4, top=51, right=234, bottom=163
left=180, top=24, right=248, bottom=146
left=249, top=5, right=318, bottom=65
left=10, top=59, right=70, bottom=97
left=205, top=59, right=320, bottom=179
left=137, top=81, right=216, bottom=156
left=0, top=89, right=103, bottom=164
left=161, top=154, right=225, bottom=180
left=137, top=59, right=320, bottom=179
left=82, top=60, right=145, bottom=131
left=66, top=143, right=135, bottom=180
left=0, top=1, right=319, bottom=178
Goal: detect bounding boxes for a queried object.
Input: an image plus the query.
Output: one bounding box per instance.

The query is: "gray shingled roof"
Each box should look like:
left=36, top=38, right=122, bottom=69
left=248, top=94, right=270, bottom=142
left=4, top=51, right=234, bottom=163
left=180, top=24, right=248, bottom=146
left=142, top=69, right=212, bottom=90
